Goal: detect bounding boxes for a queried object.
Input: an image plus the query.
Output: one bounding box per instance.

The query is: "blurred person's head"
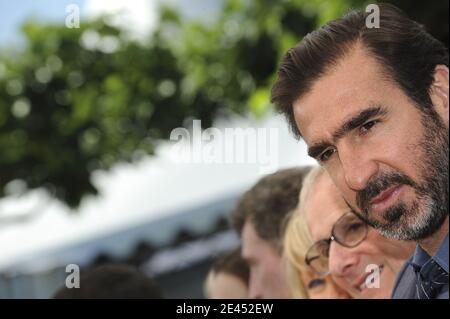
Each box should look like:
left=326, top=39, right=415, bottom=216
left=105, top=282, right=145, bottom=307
left=53, top=263, right=163, bottom=299
left=301, top=167, right=415, bottom=298
left=283, top=210, right=350, bottom=299
left=231, top=167, right=311, bottom=299
left=271, top=4, right=449, bottom=245
left=204, top=248, right=249, bottom=299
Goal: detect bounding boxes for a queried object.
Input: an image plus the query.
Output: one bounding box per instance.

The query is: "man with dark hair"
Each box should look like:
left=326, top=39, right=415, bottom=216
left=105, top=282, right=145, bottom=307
left=53, top=263, right=164, bottom=299
left=271, top=4, right=448, bottom=299
left=231, top=167, right=311, bottom=298
left=204, top=247, right=250, bottom=299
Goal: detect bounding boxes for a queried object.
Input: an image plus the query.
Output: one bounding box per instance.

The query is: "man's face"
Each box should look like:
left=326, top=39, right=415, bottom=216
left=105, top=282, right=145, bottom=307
left=241, top=221, right=291, bottom=299
left=294, top=44, right=449, bottom=241
left=304, top=173, right=415, bottom=298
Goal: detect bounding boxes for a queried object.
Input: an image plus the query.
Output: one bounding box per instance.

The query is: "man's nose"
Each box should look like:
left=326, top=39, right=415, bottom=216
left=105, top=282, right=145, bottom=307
left=338, top=143, right=378, bottom=191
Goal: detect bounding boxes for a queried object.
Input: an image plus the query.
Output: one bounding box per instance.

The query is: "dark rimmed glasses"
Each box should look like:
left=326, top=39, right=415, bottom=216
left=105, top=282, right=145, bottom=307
left=305, top=212, right=368, bottom=276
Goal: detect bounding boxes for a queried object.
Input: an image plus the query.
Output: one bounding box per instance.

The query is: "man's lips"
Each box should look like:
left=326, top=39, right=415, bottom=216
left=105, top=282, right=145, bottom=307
left=369, top=185, right=402, bottom=213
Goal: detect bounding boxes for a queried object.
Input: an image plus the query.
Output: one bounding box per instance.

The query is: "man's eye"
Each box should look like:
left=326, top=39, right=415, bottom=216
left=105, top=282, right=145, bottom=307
left=360, top=120, right=378, bottom=134
left=308, top=278, right=326, bottom=290
left=319, top=148, right=336, bottom=162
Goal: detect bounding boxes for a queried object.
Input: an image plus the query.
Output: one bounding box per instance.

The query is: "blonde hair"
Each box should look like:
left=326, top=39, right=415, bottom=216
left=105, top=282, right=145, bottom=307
left=298, top=165, right=326, bottom=219
left=282, top=166, right=326, bottom=299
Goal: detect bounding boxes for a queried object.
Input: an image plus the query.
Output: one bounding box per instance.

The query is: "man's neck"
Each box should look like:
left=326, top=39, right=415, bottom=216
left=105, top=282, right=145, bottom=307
left=418, top=215, right=449, bottom=256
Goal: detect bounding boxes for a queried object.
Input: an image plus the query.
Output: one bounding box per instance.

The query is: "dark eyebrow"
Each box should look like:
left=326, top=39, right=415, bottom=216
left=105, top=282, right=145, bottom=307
left=307, top=106, right=387, bottom=159
left=332, top=106, right=387, bottom=141
left=308, top=142, right=332, bottom=159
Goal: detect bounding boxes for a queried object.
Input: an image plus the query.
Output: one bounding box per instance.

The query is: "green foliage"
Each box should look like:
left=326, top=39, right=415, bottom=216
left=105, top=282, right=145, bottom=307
left=0, top=18, right=192, bottom=207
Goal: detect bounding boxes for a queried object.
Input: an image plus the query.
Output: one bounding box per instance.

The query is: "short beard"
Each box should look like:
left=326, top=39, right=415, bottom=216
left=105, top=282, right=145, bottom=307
left=352, top=109, right=449, bottom=241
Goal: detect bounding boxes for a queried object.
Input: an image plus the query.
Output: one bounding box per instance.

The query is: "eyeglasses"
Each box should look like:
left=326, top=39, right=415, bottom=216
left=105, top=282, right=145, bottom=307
left=305, top=212, right=368, bottom=276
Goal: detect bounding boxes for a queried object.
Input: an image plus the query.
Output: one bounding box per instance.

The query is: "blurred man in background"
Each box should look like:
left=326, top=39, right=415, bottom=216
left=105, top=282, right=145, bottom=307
left=272, top=4, right=449, bottom=299
left=231, top=167, right=311, bottom=299
left=204, top=247, right=249, bottom=299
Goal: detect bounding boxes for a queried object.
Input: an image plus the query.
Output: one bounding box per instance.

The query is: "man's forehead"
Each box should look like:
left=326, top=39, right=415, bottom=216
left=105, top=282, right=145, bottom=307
left=294, top=80, right=372, bottom=146
left=242, top=221, right=279, bottom=260
left=293, top=44, right=387, bottom=144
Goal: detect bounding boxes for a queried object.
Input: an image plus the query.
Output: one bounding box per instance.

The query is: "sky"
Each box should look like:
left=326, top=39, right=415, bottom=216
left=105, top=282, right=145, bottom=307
left=0, top=0, right=222, bottom=45
left=0, top=0, right=85, bottom=45
left=0, top=1, right=316, bottom=270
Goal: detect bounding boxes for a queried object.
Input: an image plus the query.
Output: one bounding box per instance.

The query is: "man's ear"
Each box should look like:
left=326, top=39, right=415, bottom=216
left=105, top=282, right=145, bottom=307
left=430, top=64, right=449, bottom=127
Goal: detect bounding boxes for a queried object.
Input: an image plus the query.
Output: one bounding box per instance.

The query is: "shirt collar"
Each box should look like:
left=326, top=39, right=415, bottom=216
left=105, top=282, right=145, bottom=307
left=412, top=232, right=449, bottom=273
left=434, top=232, right=449, bottom=273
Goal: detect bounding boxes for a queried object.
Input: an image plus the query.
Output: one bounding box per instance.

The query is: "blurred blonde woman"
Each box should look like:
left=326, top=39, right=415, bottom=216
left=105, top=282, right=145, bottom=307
left=283, top=167, right=351, bottom=299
